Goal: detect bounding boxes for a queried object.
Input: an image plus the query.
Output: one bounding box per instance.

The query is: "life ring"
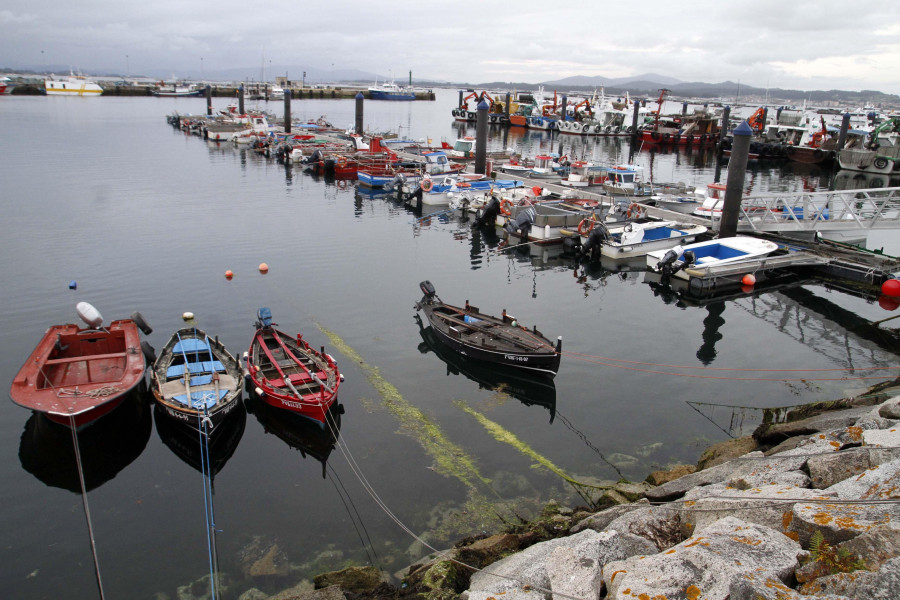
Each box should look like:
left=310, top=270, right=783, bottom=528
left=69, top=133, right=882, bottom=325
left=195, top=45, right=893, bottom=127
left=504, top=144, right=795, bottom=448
left=626, top=202, right=643, bottom=219
left=594, top=125, right=602, bottom=134
left=337, top=180, right=348, bottom=189
left=500, top=199, right=514, bottom=215
left=651, top=131, right=661, bottom=141
left=577, top=217, right=596, bottom=236
left=421, top=178, right=433, bottom=192
left=663, top=133, right=671, bottom=142
left=687, top=135, right=694, bottom=144
left=873, top=156, right=889, bottom=170
left=613, top=126, right=621, bottom=134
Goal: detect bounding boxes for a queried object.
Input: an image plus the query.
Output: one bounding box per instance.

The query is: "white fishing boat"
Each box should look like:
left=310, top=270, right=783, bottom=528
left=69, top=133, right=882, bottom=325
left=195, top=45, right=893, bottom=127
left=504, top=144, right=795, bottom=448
left=576, top=220, right=708, bottom=260
left=645, top=236, right=780, bottom=279
left=44, top=72, right=103, bottom=96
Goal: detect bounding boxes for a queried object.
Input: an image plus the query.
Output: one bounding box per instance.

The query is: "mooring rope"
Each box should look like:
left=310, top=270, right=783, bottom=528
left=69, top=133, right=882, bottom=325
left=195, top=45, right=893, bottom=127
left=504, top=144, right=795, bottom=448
left=69, top=414, right=106, bottom=600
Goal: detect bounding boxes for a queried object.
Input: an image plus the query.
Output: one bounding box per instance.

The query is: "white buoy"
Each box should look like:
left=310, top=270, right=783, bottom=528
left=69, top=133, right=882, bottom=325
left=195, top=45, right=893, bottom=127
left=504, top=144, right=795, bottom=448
left=182, top=311, right=195, bottom=321
left=76, top=302, right=103, bottom=329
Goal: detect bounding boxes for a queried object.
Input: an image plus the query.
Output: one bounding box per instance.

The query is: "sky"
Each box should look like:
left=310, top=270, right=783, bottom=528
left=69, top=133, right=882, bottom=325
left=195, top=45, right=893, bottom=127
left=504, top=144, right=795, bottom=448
left=2, top=1, right=900, bottom=95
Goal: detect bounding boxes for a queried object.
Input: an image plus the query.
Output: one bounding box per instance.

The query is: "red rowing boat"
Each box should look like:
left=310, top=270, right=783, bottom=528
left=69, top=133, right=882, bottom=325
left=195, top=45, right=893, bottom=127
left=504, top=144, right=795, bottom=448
left=245, top=308, right=342, bottom=426
left=9, top=302, right=153, bottom=428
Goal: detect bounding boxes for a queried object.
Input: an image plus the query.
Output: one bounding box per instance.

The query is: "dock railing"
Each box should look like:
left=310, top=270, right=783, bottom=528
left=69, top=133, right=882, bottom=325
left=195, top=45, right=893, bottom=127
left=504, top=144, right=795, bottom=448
left=710, top=187, right=900, bottom=236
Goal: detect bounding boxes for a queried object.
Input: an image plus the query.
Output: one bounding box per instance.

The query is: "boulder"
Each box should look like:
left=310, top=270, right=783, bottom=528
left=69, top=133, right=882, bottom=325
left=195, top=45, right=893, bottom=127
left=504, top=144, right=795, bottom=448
left=602, top=517, right=801, bottom=600
left=680, top=483, right=837, bottom=537
left=644, top=459, right=743, bottom=502
left=754, top=407, right=874, bottom=445
left=827, top=456, right=900, bottom=500
left=269, top=584, right=344, bottom=600
left=604, top=505, right=683, bottom=552
left=570, top=500, right=649, bottom=534
left=879, top=397, right=900, bottom=420
left=799, top=556, right=900, bottom=599
left=789, top=501, right=900, bottom=547
left=313, top=566, right=389, bottom=594
left=645, top=464, right=696, bottom=486
left=728, top=570, right=851, bottom=600
left=696, top=435, right=759, bottom=470
left=863, top=426, right=900, bottom=447
left=808, top=448, right=874, bottom=489
left=464, top=528, right=643, bottom=600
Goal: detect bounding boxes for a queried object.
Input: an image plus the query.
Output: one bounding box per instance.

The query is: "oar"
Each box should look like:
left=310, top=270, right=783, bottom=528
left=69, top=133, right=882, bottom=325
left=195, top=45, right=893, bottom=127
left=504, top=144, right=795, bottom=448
left=204, top=335, right=221, bottom=407
left=174, top=331, right=194, bottom=409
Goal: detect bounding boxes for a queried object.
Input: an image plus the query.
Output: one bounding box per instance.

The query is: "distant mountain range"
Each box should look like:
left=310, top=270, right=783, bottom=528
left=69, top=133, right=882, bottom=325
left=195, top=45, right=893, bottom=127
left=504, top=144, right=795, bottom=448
left=5, top=65, right=897, bottom=105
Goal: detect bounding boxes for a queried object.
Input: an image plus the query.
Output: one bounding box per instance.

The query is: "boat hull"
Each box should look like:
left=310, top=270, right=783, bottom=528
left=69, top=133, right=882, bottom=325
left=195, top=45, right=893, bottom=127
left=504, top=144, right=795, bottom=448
left=416, top=292, right=561, bottom=378
left=150, top=328, right=244, bottom=435
left=246, top=326, right=341, bottom=426
left=9, top=319, right=147, bottom=428
left=645, top=236, right=780, bottom=280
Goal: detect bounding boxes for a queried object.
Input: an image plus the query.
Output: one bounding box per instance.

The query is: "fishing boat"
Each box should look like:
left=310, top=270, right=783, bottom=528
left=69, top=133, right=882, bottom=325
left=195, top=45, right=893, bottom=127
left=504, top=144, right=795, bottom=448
left=152, top=82, right=204, bottom=97
left=150, top=327, right=243, bottom=435
left=246, top=308, right=342, bottom=426
left=414, top=281, right=562, bottom=378
left=572, top=219, right=708, bottom=260
left=9, top=302, right=153, bottom=428
left=44, top=72, right=103, bottom=96
left=368, top=80, right=416, bottom=101
left=645, top=236, right=781, bottom=279
left=415, top=314, right=556, bottom=423
left=0, top=76, right=16, bottom=95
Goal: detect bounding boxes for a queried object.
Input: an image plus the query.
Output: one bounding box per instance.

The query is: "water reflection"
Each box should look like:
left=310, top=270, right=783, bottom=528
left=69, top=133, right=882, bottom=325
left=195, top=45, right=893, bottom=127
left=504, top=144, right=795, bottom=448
left=414, top=314, right=557, bottom=423
left=245, top=395, right=343, bottom=478
left=18, top=387, right=152, bottom=493
left=154, top=403, right=246, bottom=478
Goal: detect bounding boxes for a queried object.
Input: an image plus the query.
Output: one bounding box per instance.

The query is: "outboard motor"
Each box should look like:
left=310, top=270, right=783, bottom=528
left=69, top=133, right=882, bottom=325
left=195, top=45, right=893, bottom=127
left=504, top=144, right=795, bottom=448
left=656, top=244, right=685, bottom=277
left=256, top=307, right=274, bottom=329
left=475, top=197, right=501, bottom=228
left=416, top=280, right=438, bottom=309
left=304, top=149, right=323, bottom=165
left=580, top=221, right=610, bottom=261
left=504, top=206, right=535, bottom=238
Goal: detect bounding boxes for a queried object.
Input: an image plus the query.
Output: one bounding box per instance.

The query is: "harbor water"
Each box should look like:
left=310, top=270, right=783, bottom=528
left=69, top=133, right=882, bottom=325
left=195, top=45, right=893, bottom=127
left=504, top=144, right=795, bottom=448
left=1, top=90, right=898, bottom=600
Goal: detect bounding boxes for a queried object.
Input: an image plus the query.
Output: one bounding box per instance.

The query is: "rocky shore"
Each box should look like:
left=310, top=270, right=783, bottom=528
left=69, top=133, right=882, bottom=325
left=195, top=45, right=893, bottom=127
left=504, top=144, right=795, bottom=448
left=201, top=384, right=900, bottom=600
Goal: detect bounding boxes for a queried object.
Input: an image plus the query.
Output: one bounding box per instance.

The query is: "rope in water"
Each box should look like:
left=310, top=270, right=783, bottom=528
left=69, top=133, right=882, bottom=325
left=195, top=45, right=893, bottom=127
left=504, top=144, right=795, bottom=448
left=562, top=350, right=900, bottom=382
left=69, top=414, right=106, bottom=600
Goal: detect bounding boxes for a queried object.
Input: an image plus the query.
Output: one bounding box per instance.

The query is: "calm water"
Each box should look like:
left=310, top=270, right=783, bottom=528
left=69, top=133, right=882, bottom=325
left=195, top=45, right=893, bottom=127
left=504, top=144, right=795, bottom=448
left=1, top=90, right=898, bottom=600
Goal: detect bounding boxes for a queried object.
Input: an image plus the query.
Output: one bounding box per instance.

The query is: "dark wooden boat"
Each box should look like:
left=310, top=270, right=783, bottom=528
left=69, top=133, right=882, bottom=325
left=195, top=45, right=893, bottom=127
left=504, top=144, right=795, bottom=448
left=9, top=302, right=154, bottom=428
left=414, top=281, right=562, bottom=378
left=415, top=314, right=556, bottom=422
left=246, top=308, right=342, bottom=426
left=150, top=327, right=243, bottom=435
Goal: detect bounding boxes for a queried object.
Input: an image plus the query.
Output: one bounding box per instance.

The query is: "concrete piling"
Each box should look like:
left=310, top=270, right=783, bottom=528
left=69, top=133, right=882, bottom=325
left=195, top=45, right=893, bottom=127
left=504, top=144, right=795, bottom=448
left=631, top=100, right=641, bottom=135
left=206, top=85, right=212, bottom=116
left=837, top=112, right=851, bottom=150
left=238, top=85, right=245, bottom=114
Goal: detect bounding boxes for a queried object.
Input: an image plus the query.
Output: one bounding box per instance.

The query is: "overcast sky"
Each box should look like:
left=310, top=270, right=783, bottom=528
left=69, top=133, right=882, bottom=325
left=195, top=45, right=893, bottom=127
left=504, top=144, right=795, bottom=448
left=3, top=1, right=899, bottom=94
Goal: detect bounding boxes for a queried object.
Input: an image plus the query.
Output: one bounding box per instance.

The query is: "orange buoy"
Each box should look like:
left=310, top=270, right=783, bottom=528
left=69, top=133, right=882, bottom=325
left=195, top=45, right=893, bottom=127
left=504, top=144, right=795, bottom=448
left=259, top=263, right=269, bottom=274
left=882, top=278, right=900, bottom=297
left=741, top=273, right=756, bottom=286
left=225, top=270, right=234, bottom=280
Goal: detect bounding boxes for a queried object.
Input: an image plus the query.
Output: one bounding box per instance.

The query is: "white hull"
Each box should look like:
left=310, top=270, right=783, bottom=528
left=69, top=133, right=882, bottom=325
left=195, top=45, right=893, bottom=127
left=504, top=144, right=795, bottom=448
left=645, top=236, right=780, bottom=280
left=45, top=76, right=103, bottom=96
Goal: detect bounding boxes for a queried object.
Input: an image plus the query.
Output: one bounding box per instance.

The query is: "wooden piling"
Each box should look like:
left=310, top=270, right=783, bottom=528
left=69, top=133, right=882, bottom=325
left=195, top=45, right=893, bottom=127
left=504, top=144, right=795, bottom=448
left=474, top=98, right=488, bottom=174
left=284, top=90, right=291, bottom=134
left=719, top=120, right=753, bottom=238
left=355, top=92, right=364, bottom=135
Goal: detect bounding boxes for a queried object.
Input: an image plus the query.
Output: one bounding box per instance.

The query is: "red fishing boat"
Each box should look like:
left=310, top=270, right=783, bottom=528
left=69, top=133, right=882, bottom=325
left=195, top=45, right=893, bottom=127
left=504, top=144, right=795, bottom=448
left=245, top=308, right=342, bottom=426
left=9, top=302, right=153, bottom=428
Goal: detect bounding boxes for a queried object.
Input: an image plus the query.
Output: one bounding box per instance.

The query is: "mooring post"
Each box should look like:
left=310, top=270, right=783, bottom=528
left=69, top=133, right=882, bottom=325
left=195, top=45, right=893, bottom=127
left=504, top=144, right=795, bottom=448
left=238, top=85, right=245, bottom=114
left=560, top=95, right=568, bottom=125
left=761, top=107, right=768, bottom=128
left=631, top=99, right=641, bottom=135
left=505, top=92, right=511, bottom=118
left=474, top=98, right=489, bottom=174
left=458, top=90, right=464, bottom=109
left=205, top=85, right=212, bottom=117
left=718, top=105, right=731, bottom=145
left=682, top=101, right=688, bottom=115
left=355, top=92, right=364, bottom=135
left=719, top=120, right=753, bottom=238
left=284, top=88, right=291, bottom=134
left=776, top=106, right=783, bottom=123
left=837, top=112, right=851, bottom=150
